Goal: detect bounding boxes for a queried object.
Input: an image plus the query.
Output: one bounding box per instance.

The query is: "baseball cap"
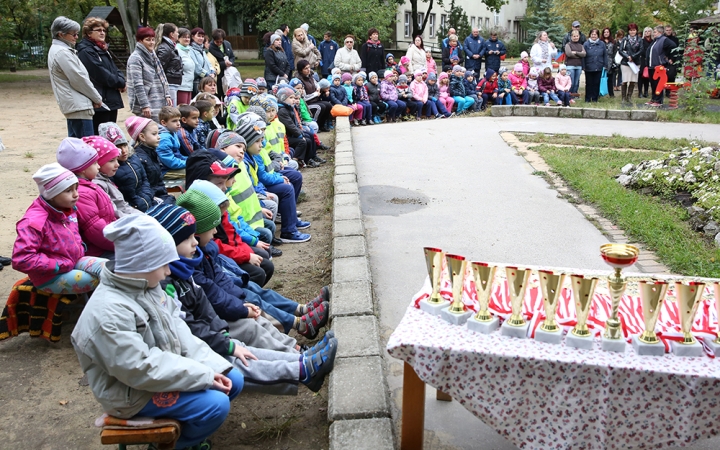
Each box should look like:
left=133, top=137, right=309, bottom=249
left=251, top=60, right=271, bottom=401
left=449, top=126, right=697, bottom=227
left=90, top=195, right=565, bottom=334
left=210, top=160, right=240, bottom=178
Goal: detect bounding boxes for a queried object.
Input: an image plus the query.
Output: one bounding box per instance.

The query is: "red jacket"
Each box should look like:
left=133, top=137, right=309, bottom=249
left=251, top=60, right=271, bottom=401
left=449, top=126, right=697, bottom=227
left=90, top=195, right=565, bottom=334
left=76, top=178, right=116, bottom=256
left=214, top=212, right=253, bottom=264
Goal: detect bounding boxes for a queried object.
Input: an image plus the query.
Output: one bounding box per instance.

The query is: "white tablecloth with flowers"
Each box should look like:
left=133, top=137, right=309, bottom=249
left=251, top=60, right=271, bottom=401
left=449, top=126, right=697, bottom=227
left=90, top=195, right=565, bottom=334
left=387, top=267, right=720, bottom=449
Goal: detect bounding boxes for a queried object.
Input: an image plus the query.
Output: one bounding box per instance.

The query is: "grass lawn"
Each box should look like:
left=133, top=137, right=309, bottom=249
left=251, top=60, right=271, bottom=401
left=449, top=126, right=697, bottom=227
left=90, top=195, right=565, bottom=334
left=516, top=133, right=714, bottom=151
left=534, top=144, right=720, bottom=277
left=0, top=73, right=47, bottom=83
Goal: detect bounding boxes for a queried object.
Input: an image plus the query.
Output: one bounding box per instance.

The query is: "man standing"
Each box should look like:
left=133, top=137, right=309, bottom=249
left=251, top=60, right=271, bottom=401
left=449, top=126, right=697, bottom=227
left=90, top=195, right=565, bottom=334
left=562, top=21, right=586, bottom=49
left=664, top=25, right=680, bottom=84
left=647, top=25, right=677, bottom=106
left=279, top=24, right=294, bottom=70
left=464, top=28, right=485, bottom=74
left=301, top=23, right=317, bottom=47
left=484, top=32, right=506, bottom=73
left=318, top=31, right=339, bottom=77
left=442, top=28, right=457, bottom=48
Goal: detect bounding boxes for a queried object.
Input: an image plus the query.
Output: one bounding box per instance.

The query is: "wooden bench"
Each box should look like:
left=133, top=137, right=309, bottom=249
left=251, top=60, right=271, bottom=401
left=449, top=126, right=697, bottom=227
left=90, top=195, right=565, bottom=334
left=100, top=419, right=180, bottom=450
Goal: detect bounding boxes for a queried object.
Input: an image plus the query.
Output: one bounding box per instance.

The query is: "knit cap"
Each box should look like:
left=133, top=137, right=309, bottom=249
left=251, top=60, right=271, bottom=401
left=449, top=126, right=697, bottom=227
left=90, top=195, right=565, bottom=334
left=352, top=73, right=365, bottom=84
left=216, top=131, right=247, bottom=150
left=246, top=105, right=267, bottom=124
left=559, top=64, right=567, bottom=70
left=270, top=33, right=282, bottom=45
left=428, top=72, right=437, bottom=81
left=452, top=65, right=463, bottom=72
left=318, top=78, right=330, bottom=89
left=146, top=203, right=197, bottom=246
left=33, top=163, right=78, bottom=200
left=400, top=56, right=409, bottom=64
left=104, top=214, right=179, bottom=274
left=276, top=87, right=296, bottom=104
left=368, top=71, right=377, bottom=80
left=384, top=69, right=393, bottom=79
left=249, top=93, right=278, bottom=113
left=514, top=63, right=523, bottom=73
left=82, top=136, right=120, bottom=166
left=528, top=67, right=538, bottom=77
left=176, top=189, right=221, bottom=234
left=289, top=78, right=303, bottom=88
left=255, top=77, right=267, bottom=88
left=57, top=137, right=99, bottom=173
left=187, top=180, right=227, bottom=206
left=413, top=70, right=423, bottom=78
left=466, top=70, right=475, bottom=77
left=234, top=119, right=265, bottom=148
left=240, top=79, right=258, bottom=98
left=386, top=53, right=394, bottom=61
left=398, top=74, right=408, bottom=84
left=331, top=74, right=341, bottom=82
left=341, top=73, right=352, bottom=83
left=520, top=51, right=528, bottom=58
left=98, top=122, right=128, bottom=146
left=124, top=116, right=153, bottom=142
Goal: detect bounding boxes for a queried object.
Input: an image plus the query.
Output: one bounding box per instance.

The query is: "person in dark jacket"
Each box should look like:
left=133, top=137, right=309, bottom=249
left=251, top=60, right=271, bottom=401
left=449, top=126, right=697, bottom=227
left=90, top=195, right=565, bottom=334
left=646, top=25, right=677, bottom=106
left=360, top=28, right=385, bottom=75
left=583, top=29, right=607, bottom=102
left=279, top=25, right=295, bottom=70
left=317, top=31, right=339, bottom=77
left=76, top=17, right=126, bottom=134
left=264, top=34, right=291, bottom=87
left=561, top=21, right=587, bottom=49
left=442, top=35, right=464, bottom=72
left=155, top=23, right=182, bottom=106
left=365, top=71, right=386, bottom=122
left=484, top=32, right=507, bottom=73
left=638, top=27, right=654, bottom=98
left=276, top=86, right=311, bottom=167
left=618, top=23, right=644, bottom=103
left=463, top=28, right=485, bottom=74
left=208, top=28, right=236, bottom=99
left=124, top=115, right=172, bottom=203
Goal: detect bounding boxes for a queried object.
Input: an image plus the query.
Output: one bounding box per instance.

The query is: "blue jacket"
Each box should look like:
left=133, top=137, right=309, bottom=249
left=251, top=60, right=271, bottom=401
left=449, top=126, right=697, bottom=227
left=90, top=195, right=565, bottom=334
left=111, top=154, right=153, bottom=212
left=583, top=39, right=607, bottom=72
left=193, top=241, right=249, bottom=322
left=253, top=154, right=283, bottom=187
left=318, top=39, right=339, bottom=75
left=282, top=35, right=294, bottom=70
left=450, top=74, right=466, bottom=97
left=157, top=125, right=186, bottom=172
left=463, top=34, right=485, bottom=71
left=134, top=144, right=168, bottom=198
left=329, top=83, right=348, bottom=105
left=463, top=77, right=478, bottom=96
left=484, top=39, right=507, bottom=72
left=242, top=152, right=267, bottom=195
left=177, top=123, right=201, bottom=157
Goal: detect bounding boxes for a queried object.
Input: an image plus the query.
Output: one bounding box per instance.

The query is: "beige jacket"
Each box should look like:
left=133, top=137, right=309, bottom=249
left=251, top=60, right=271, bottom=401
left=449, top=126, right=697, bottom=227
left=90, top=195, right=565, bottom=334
left=47, top=39, right=102, bottom=119
left=292, top=35, right=321, bottom=69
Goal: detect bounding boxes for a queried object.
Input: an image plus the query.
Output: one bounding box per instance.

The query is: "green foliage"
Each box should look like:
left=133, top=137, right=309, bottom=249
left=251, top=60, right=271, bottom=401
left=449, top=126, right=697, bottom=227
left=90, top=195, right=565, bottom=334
left=217, top=0, right=262, bottom=30
left=146, top=0, right=200, bottom=28
left=523, top=0, right=564, bottom=46
left=504, top=38, right=522, bottom=57
left=679, top=78, right=715, bottom=116
left=436, top=0, right=470, bottom=47
left=610, top=0, right=654, bottom=32
left=551, top=0, right=613, bottom=36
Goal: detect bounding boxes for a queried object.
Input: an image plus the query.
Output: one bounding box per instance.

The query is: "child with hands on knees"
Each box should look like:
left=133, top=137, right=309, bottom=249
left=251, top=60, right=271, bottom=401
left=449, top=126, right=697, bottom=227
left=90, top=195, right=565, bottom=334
left=83, top=136, right=139, bottom=218
left=396, top=74, right=416, bottom=119
left=124, top=116, right=174, bottom=203
left=525, top=68, right=542, bottom=105
left=509, top=63, right=530, bottom=104
left=539, top=67, right=561, bottom=106
left=449, top=65, right=475, bottom=114
left=379, top=70, right=405, bottom=123
left=365, top=72, right=387, bottom=123
left=437, top=72, right=455, bottom=115
left=425, top=72, right=451, bottom=117
left=410, top=70, right=435, bottom=119
left=352, top=73, right=373, bottom=126
left=463, top=70, right=482, bottom=111
left=479, top=69, right=499, bottom=107
left=555, top=64, right=572, bottom=107
left=496, top=69, right=515, bottom=105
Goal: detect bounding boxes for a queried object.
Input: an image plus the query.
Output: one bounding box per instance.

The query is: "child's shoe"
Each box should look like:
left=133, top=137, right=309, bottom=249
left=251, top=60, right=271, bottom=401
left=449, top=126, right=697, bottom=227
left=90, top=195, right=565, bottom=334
left=312, top=155, right=327, bottom=164
left=269, top=246, right=283, bottom=257
left=303, top=286, right=331, bottom=312
left=295, top=301, right=329, bottom=339
left=353, top=119, right=360, bottom=126
left=366, top=119, right=374, bottom=125
left=280, top=231, right=311, bottom=243
left=556, top=100, right=562, bottom=106
left=544, top=103, right=550, bottom=107
left=296, top=220, right=311, bottom=230
left=570, top=99, right=575, bottom=104
left=301, top=336, right=338, bottom=392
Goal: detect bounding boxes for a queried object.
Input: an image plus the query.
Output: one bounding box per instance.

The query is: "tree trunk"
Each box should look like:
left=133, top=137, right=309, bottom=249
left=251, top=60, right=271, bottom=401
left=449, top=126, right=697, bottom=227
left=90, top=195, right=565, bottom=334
left=116, top=0, right=140, bottom=52
left=200, top=0, right=218, bottom=35
left=411, top=0, right=435, bottom=38
left=183, top=0, right=192, bottom=27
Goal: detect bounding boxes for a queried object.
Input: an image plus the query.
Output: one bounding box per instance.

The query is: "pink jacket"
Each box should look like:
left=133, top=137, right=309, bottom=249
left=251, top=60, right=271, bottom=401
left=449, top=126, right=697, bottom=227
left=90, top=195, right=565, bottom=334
left=76, top=178, right=116, bottom=256
left=12, top=197, right=86, bottom=286
left=438, top=73, right=451, bottom=98
left=555, top=73, right=572, bottom=91
left=410, top=79, right=428, bottom=103
left=521, top=60, right=530, bottom=76
left=426, top=57, right=437, bottom=74
left=509, top=72, right=527, bottom=91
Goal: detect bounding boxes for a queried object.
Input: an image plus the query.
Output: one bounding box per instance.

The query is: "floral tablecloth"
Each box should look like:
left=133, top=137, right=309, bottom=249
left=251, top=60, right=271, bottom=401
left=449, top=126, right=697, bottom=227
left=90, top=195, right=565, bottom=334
left=387, top=305, right=720, bottom=449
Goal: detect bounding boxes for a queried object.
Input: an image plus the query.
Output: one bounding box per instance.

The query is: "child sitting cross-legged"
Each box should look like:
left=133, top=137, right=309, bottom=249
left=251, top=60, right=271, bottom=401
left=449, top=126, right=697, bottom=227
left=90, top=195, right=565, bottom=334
left=124, top=116, right=174, bottom=204
left=83, top=136, right=139, bottom=218
left=157, top=105, right=186, bottom=178
left=71, top=214, right=242, bottom=449
left=12, top=163, right=107, bottom=294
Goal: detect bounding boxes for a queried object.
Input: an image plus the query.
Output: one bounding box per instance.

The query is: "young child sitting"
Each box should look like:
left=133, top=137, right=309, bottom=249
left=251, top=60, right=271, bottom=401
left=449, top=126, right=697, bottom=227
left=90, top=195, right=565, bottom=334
left=437, top=72, right=455, bottom=115
left=352, top=73, right=373, bottom=126
left=178, top=104, right=203, bottom=156
left=71, top=214, right=242, bottom=449
left=396, top=74, right=416, bottom=119
left=496, top=69, right=514, bottom=105
left=250, top=94, right=299, bottom=171
left=330, top=74, right=364, bottom=127
left=526, top=68, right=542, bottom=105
left=399, top=55, right=410, bottom=74
left=57, top=138, right=116, bottom=258
left=157, top=106, right=186, bottom=177
left=124, top=116, right=173, bottom=203
left=425, top=51, right=437, bottom=75
left=195, top=100, right=215, bottom=150
left=555, top=64, right=572, bottom=107
left=520, top=51, right=530, bottom=76
left=509, top=63, right=530, bottom=104
left=83, top=136, right=138, bottom=218
left=318, top=79, right=331, bottom=103
left=379, top=70, right=404, bottom=122
left=227, top=79, right=258, bottom=130
left=365, top=72, right=386, bottom=123
left=479, top=69, right=499, bottom=107
left=449, top=65, right=475, bottom=114
left=539, top=67, right=561, bottom=106
left=385, top=53, right=398, bottom=75
left=12, top=163, right=107, bottom=294
left=256, top=77, right=268, bottom=95
left=426, top=72, right=451, bottom=118
left=410, top=70, right=434, bottom=119
left=463, top=70, right=482, bottom=112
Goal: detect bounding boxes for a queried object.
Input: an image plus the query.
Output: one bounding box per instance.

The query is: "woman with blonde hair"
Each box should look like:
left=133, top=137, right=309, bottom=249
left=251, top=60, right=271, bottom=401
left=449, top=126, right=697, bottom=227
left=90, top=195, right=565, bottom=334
left=530, top=30, right=557, bottom=73
left=292, top=27, right=321, bottom=71
left=638, top=27, right=654, bottom=98
left=618, top=23, right=643, bottom=103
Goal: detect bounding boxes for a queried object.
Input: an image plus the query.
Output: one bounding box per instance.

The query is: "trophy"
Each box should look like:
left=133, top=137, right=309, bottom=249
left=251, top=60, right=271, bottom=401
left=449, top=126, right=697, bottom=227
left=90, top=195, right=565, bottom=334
left=632, top=280, right=669, bottom=356
left=419, top=247, right=448, bottom=315
left=671, top=281, right=705, bottom=356
left=500, top=266, right=532, bottom=339
left=440, top=254, right=473, bottom=325
left=600, top=243, right=639, bottom=353
left=466, top=262, right=499, bottom=334
left=566, top=274, right=599, bottom=349
left=706, top=282, right=720, bottom=355
left=534, top=270, right=566, bottom=345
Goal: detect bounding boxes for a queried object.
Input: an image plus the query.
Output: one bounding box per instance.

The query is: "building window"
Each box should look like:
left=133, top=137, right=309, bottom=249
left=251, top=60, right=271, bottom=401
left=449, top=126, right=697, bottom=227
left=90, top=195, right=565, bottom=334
left=429, top=14, right=436, bottom=38
left=508, top=20, right=512, bottom=31
left=471, top=17, right=475, bottom=28
left=494, top=13, right=500, bottom=26
left=485, top=18, right=490, bottom=29
left=417, top=12, right=425, bottom=31
left=441, top=14, right=447, bottom=32
left=404, top=12, right=411, bottom=37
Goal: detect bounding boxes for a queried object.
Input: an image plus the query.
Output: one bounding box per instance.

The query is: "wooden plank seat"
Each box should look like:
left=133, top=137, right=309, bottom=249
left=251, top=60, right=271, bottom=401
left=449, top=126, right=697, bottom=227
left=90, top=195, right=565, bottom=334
left=100, top=418, right=180, bottom=449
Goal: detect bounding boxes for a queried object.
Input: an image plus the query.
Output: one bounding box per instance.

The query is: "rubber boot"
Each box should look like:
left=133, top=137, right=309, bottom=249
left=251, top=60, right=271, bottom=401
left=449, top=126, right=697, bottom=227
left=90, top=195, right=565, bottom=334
left=627, top=83, right=635, bottom=105
left=621, top=84, right=628, bottom=104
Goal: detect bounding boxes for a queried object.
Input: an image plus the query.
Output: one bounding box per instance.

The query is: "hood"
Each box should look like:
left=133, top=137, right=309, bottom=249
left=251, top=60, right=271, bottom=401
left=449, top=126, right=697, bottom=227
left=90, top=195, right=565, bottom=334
left=158, top=124, right=170, bottom=134
left=485, top=68, right=496, bottom=81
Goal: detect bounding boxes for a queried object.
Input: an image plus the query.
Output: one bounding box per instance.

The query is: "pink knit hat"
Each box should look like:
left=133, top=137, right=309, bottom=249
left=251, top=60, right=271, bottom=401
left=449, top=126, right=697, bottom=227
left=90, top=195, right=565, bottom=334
left=33, top=163, right=78, bottom=200
left=514, top=63, right=524, bottom=73
left=82, top=136, right=120, bottom=166
left=56, top=137, right=99, bottom=173
left=124, top=116, right=153, bottom=142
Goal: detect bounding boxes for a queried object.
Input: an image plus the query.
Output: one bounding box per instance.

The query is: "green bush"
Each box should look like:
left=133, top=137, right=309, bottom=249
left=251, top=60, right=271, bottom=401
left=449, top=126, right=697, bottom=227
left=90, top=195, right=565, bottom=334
left=504, top=39, right=523, bottom=58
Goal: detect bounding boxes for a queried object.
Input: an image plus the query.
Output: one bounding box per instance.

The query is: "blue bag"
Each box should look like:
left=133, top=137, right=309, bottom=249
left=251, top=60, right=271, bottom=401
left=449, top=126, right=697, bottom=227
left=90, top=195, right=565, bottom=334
left=599, top=68, right=608, bottom=97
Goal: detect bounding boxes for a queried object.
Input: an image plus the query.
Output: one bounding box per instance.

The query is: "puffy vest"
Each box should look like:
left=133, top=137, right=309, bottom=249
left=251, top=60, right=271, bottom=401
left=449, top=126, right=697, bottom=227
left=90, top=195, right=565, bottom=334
left=226, top=163, right=264, bottom=229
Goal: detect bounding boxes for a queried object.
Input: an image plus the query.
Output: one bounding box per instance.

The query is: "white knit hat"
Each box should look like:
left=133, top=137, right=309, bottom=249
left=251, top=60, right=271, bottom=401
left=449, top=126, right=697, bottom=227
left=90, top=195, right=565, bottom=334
left=33, top=163, right=78, bottom=200
left=104, top=214, right=179, bottom=274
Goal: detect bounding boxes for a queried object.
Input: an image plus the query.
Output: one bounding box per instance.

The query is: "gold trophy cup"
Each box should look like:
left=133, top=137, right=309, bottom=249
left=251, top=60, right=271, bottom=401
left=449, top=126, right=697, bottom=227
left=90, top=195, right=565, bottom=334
left=500, top=266, right=532, bottom=339
left=440, top=254, right=473, bottom=325
left=565, top=274, right=599, bottom=350
left=633, top=280, right=669, bottom=356
left=671, top=281, right=705, bottom=356
left=600, top=243, right=639, bottom=353
left=467, top=262, right=499, bottom=334
left=419, top=247, right=447, bottom=315
left=534, top=270, right=567, bottom=345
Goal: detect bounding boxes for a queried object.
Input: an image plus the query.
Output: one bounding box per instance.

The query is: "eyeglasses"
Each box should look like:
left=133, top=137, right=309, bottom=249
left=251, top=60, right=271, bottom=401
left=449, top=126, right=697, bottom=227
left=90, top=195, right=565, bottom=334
left=92, top=28, right=107, bottom=33
left=70, top=33, right=79, bottom=37
left=345, top=40, right=353, bottom=44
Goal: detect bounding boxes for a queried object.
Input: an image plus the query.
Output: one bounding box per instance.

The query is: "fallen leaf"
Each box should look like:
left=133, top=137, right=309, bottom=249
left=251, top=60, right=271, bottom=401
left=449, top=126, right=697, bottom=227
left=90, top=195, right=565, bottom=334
left=241, top=422, right=246, bottom=429
left=59, top=400, right=69, bottom=406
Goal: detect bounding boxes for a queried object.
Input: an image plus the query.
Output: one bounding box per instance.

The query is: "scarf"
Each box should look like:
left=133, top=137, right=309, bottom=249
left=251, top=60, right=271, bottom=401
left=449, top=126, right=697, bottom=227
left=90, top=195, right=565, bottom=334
left=86, top=36, right=108, bottom=51
left=588, top=38, right=599, bottom=44
left=627, top=35, right=638, bottom=46
left=177, top=43, right=190, bottom=52
left=58, top=37, right=75, bottom=49
left=449, top=45, right=459, bottom=61
left=136, top=43, right=170, bottom=95
left=191, top=41, right=205, bottom=54
left=169, top=249, right=204, bottom=280
left=539, top=40, right=549, bottom=61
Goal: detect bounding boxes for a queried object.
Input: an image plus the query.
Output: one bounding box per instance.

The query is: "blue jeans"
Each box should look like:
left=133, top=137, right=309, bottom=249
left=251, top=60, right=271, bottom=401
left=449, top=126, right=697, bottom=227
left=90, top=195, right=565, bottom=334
left=280, top=169, right=303, bottom=201
left=385, top=100, right=399, bottom=118
left=432, top=99, right=451, bottom=116
left=542, top=91, right=560, bottom=103
left=266, top=182, right=298, bottom=234
left=566, top=66, right=582, bottom=94
left=422, top=101, right=438, bottom=117
left=255, top=218, right=276, bottom=243
left=453, top=96, right=475, bottom=112
left=137, top=368, right=243, bottom=448
left=67, top=119, right=94, bottom=138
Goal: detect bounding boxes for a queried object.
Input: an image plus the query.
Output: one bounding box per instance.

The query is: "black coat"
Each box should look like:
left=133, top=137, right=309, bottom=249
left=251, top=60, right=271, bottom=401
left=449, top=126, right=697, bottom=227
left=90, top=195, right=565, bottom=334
left=618, top=36, right=644, bottom=66
left=209, top=39, right=235, bottom=81
left=111, top=154, right=153, bottom=212
left=133, top=144, right=168, bottom=198
left=360, top=40, right=385, bottom=75
left=442, top=45, right=464, bottom=71
left=277, top=103, right=303, bottom=138
left=156, top=38, right=183, bottom=85
left=583, top=39, right=607, bottom=72
left=264, top=47, right=290, bottom=84
left=76, top=38, right=125, bottom=111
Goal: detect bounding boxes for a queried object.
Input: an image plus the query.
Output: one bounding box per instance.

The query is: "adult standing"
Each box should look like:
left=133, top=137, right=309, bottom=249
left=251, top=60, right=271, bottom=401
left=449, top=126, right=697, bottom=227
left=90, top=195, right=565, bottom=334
left=530, top=31, right=557, bottom=73
left=297, top=60, right=332, bottom=131
left=175, top=28, right=196, bottom=105
left=441, top=35, right=463, bottom=72
left=360, top=28, right=385, bottom=75
left=291, top=28, right=321, bottom=72
left=601, top=28, right=616, bottom=97
left=318, top=31, right=339, bottom=77
left=442, top=28, right=456, bottom=48
left=76, top=16, right=126, bottom=134
left=300, top=23, right=317, bottom=47
left=190, top=28, right=216, bottom=94
left=561, top=21, right=586, bottom=49
left=264, top=33, right=290, bottom=86
left=126, top=27, right=172, bottom=122
left=646, top=25, right=677, bottom=106
left=155, top=23, right=182, bottom=106
left=564, top=29, right=586, bottom=98
left=618, top=23, right=643, bottom=103
left=405, top=35, right=426, bottom=73
left=47, top=16, right=102, bottom=138
left=463, top=28, right=485, bottom=75
left=582, top=28, right=607, bottom=103
left=334, top=35, right=362, bottom=74
left=279, top=25, right=295, bottom=70
left=638, top=27, right=654, bottom=98
left=664, top=25, right=680, bottom=85
left=484, top=32, right=506, bottom=73
left=208, top=28, right=235, bottom=99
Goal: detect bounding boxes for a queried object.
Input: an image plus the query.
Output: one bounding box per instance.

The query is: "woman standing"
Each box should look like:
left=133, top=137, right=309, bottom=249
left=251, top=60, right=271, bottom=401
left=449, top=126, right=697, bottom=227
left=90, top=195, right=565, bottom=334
left=360, top=28, right=385, bottom=76
left=76, top=16, right=126, bottom=134
left=583, top=28, right=607, bottom=103
left=175, top=28, right=195, bottom=105
left=334, top=35, right=362, bottom=74
left=126, top=27, right=172, bottom=122
left=405, top=35, right=426, bottom=73
left=47, top=16, right=102, bottom=138
left=264, top=33, right=290, bottom=87
left=208, top=29, right=235, bottom=99
left=155, top=23, right=182, bottom=106
left=601, top=28, right=616, bottom=97
left=618, top=24, right=643, bottom=103
left=297, top=59, right=332, bottom=131
left=441, top=35, right=463, bottom=72
left=292, top=28, right=321, bottom=71
left=530, top=31, right=557, bottom=73
left=564, top=30, right=586, bottom=98
left=190, top=28, right=215, bottom=95
left=638, top=27, right=654, bottom=98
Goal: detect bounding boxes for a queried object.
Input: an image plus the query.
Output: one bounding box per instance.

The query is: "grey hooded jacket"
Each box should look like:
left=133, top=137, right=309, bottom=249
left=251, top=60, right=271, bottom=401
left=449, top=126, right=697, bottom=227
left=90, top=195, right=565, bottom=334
left=47, top=39, right=102, bottom=119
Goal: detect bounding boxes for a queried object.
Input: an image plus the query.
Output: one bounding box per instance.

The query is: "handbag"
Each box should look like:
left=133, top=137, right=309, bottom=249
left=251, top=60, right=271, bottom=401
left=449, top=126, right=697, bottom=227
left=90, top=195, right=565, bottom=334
left=599, top=68, right=608, bottom=96
left=642, top=66, right=649, bottom=78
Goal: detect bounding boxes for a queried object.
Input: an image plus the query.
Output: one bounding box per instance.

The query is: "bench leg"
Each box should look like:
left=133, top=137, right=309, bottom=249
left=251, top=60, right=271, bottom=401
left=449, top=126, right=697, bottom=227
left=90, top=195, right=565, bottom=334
left=436, top=390, right=452, bottom=402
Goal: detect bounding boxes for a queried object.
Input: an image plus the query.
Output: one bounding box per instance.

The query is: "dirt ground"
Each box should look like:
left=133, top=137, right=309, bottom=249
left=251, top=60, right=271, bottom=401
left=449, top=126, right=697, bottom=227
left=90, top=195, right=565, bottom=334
left=0, top=71, right=334, bottom=449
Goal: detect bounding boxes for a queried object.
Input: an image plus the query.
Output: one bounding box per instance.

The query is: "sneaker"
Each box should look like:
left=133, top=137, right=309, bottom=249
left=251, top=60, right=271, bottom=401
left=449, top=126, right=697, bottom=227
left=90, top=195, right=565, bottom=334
left=296, top=220, right=311, bottom=230
left=366, top=119, right=374, bottom=125
left=312, top=156, right=327, bottom=164
left=274, top=213, right=282, bottom=224
left=353, top=119, right=360, bottom=126
left=301, top=336, right=338, bottom=392
left=374, top=116, right=382, bottom=124
left=304, top=330, right=335, bottom=354
left=296, top=301, right=329, bottom=339
left=305, top=160, right=320, bottom=168
left=570, top=99, right=575, bottom=104
left=280, top=231, right=311, bottom=243
left=296, top=210, right=302, bottom=217
left=556, top=101, right=562, bottom=106
left=271, top=237, right=284, bottom=246
left=269, top=246, right=283, bottom=257
left=545, top=103, right=550, bottom=107
left=305, top=286, right=330, bottom=312
left=319, top=143, right=330, bottom=150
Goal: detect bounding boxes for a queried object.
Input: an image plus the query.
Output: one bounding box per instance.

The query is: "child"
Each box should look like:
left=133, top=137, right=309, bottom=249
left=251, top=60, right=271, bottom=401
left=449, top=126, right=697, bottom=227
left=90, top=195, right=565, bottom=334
left=365, top=71, right=386, bottom=123
left=496, top=69, right=514, bottom=105
left=555, top=64, right=572, bottom=106
left=437, top=72, right=455, bottom=114
left=100, top=122, right=154, bottom=212
left=289, top=79, right=319, bottom=134
left=425, top=51, right=437, bottom=75
left=539, top=67, right=561, bottom=106
left=450, top=65, right=475, bottom=114
left=463, top=70, right=482, bottom=111
left=410, top=70, right=433, bottom=119
left=276, top=87, right=319, bottom=167
left=396, top=74, right=416, bottom=119
left=385, top=53, right=398, bottom=74
left=399, top=55, right=410, bottom=74
left=255, top=77, right=268, bottom=95
left=124, top=116, right=173, bottom=202
left=83, top=136, right=138, bottom=218
left=509, top=63, right=530, bottom=104
left=426, top=72, right=450, bottom=118
left=318, top=79, right=331, bottom=103
left=12, top=163, right=106, bottom=294
left=526, top=68, right=542, bottom=105
left=226, top=79, right=258, bottom=130
left=379, top=70, right=404, bottom=122
left=250, top=94, right=298, bottom=172
left=157, top=106, right=187, bottom=176
left=520, top=51, right=530, bottom=76
left=178, top=104, right=202, bottom=156
left=57, top=138, right=116, bottom=257
left=195, top=100, right=214, bottom=149
left=479, top=69, right=499, bottom=108
left=195, top=92, right=225, bottom=130
left=330, top=74, right=363, bottom=127
left=352, top=73, right=373, bottom=126
left=70, top=214, right=242, bottom=449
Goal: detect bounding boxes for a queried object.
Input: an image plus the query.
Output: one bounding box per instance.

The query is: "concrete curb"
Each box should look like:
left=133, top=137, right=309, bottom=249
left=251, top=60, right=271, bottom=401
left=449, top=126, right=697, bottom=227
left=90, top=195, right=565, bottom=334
left=491, top=105, right=658, bottom=121
left=328, top=119, right=393, bottom=449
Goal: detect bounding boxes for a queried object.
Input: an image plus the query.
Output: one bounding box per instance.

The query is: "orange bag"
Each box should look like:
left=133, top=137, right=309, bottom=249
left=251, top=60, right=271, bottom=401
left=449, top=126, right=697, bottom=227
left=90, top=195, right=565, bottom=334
left=331, top=104, right=353, bottom=117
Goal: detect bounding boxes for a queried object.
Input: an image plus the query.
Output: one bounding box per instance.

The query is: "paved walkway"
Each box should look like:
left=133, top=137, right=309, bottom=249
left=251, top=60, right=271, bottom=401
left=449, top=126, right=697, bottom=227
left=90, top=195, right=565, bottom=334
left=351, top=116, right=720, bottom=450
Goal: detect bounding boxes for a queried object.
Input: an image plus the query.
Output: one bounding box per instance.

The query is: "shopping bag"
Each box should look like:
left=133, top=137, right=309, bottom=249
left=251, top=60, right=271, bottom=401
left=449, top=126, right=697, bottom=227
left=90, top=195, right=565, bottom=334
left=599, top=68, right=608, bottom=96
left=331, top=104, right=354, bottom=117
left=642, top=66, right=649, bottom=78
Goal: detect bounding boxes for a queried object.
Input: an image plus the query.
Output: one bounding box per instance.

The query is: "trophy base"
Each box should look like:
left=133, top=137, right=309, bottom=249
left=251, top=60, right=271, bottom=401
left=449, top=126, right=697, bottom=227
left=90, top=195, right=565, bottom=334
left=671, top=340, right=704, bottom=357
left=632, top=336, right=666, bottom=356
left=500, top=321, right=529, bottom=339
left=419, top=299, right=449, bottom=316
left=566, top=332, right=594, bottom=350
left=440, top=306, right=473, bottom=325
left=601, top=337, right=627, bottom=353
left=702, top=337, right=720, bottom=356
left=534, top=327, right=564, bottom=345
left=466, top=316, right=499, bottom=334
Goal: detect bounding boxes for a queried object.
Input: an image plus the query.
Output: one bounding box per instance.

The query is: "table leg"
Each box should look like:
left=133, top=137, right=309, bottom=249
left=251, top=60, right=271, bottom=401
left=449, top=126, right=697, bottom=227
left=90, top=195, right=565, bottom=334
left=401, top=362, right=425, bottom=450
left=436, top=390, right=452, bottom=402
